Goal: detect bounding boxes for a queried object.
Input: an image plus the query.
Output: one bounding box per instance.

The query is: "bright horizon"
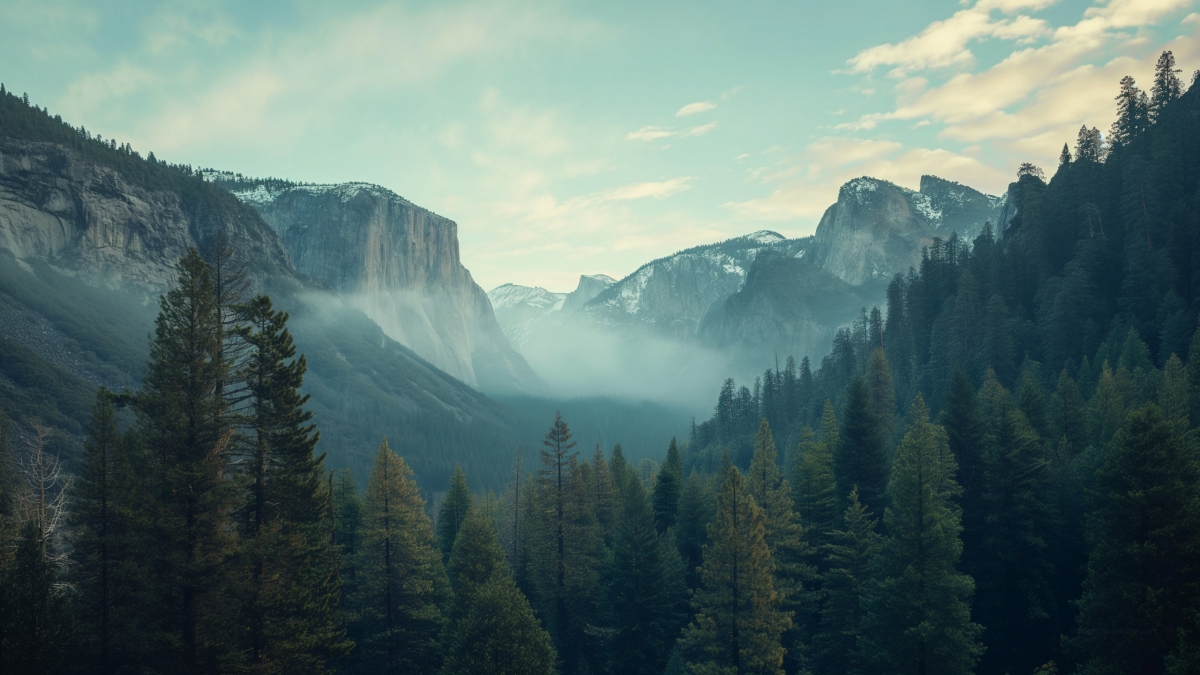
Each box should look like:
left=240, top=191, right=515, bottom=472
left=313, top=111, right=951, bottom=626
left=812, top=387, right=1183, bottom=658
left=2, top=0, right=1196, bottom=292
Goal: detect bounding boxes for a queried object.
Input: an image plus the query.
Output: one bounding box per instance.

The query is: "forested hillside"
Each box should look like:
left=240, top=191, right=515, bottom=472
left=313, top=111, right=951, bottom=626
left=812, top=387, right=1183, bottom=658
left=2, top=54, right=1199, bottom=675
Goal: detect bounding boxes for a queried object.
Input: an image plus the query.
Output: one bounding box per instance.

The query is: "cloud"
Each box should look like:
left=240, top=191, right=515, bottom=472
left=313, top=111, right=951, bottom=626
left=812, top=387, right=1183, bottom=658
left=676, top=101, right=716, bottom=117
left=846, top=0, right=1053, bottom=76
left=605, top=177, right=693, bottom=201
left=626, top=121, right=718, bottom=141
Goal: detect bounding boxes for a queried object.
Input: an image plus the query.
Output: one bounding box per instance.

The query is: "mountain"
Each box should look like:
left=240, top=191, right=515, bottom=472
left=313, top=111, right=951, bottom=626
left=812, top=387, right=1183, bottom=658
left=583, top=230, right=810, bottom=339
left=807, top=175, right=1008, bottom=285
left=487, top=273, right=615, bottom=350
left=206, top=174, right=539, bottom=393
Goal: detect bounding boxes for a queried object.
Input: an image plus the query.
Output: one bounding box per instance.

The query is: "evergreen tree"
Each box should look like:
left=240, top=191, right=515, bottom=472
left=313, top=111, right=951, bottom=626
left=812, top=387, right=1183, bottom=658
left=790, top=426, right=839, bottom=554
left=1059, top=143, right=1072, bottom=166
left=836, top=378, right=889, bottom=516
left=4, top=521, right=71, bottom=674
left=439, top=573, right=557, bottom=675
left=604, top=479, right=686, bottom=675
left=237, top=293, right=350, bottom=673
left=70, top=391, right=138, bottom=673
left=589, top=444, right=617, bottom=543
left=747, top=420, right=815, bottom=675
left=940, top=369, right=987, bottom=583
left=1071, top=405, right=1200, bottom=675
left=1050, top=370, right=1088, bottom=454
left=136, top=249, right=238, bottom=672
left=676, top=470, right=716, bottom=590
left=437, top=464, right=473, bottom=561
left=1150, top=50, right=1183, bottom=123
left=1159, top=354, right=1189, bottom=434
left=867, top=349, right=896, bottom=443
left=861, top=396, right=983, bottom=675
left=652, top=438, right=684, bottom=533
left=680, top=465, right=790, bottom=675
left=812, top=489, right=879, bottom=675
left=817, top=400, right=839, bottom=458
left=1110, top=75, right=1149, bottom=148
left=445, top=509, right=507, bottom=625
left=352, top=439, right=449, bottom=675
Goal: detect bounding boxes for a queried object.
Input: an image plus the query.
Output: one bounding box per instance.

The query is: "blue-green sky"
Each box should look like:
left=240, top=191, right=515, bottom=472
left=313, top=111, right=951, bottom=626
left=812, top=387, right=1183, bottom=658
left=2, top=0, right=1196, bottom=291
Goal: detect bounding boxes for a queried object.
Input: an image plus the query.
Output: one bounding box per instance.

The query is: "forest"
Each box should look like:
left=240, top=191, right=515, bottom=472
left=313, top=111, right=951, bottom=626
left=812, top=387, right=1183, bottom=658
left=1, top=52, right=1199, bottom=675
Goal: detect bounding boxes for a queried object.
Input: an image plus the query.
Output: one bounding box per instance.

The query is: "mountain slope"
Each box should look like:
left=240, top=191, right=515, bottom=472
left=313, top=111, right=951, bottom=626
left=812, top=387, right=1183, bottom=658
left=206, top=175, right=539, bottom=393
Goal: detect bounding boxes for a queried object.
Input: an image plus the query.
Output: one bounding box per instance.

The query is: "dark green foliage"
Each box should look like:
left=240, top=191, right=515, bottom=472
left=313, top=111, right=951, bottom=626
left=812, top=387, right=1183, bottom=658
left=1071, top=404, right=1200, bottom=675
left=861, top=397, right=983, bottom=675
left=439, top=573, right=557, bottom=675
left=3, top=522, right=72, bottom=674
left=836, top=378, right=889, bottom=516
left=791, top=426, right=839, bottom=555
left=603, top=480, right=686, bottom=675
left=651, top=438, right=683, bottom=533
left=437, top=464, right=474, bottom=561
left=675, top=470, right=716, bottom=590
left=812, top=488, right=878, bottom=675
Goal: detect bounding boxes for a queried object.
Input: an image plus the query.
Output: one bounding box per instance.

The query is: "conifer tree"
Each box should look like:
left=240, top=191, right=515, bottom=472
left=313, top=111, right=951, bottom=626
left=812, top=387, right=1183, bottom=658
left=790, top=426, right=839, bottom=555
left=352, top=439, right=449, bottom=675
left=675, top=470, right=716, bottom=590
left=1059, top=143, right=1072, bottom=166
left=817, top=400, right=839, bottom=458
left=680, top=465, right=789, bottom=675
left=975, top=374, right=1056, bottom=675
left=1150, top=50, right=1183, bottom=122
left=867, top=349, right=896, bottom=443
left=750, top=420, right=816, bottom=675
left=1089, top=362, right=1125, bottom=447
left=941, top=369, right=987, bottom=581
left=652, top=438, right=683, bottom=533
left=237, top=293, right=350, bottom=673
left=332, top=469, right=363, bottom=604
left=861, top=396, right=983, bottom=675
left=1071, top=404, right=1200, bottom=675
left=136, top=249, right=238, bottom=672
left=437, top=464, right=473, bottom=561
left=5, top=521, right=71, bottom=674
left=442, top=510, right=555, bottom=675
left=1050, top=370, right=1087, bottom=454
left=1159, top=354, right=1189, bottom=433
left=590, top=444, right=617, bottom=542
left=604, top=479, right=686, bottom=675
left=71, top=391, right=138, bottom=673
left=836, top=378, right=889, bottom=516
left=812, top=488, right=879, bottom=675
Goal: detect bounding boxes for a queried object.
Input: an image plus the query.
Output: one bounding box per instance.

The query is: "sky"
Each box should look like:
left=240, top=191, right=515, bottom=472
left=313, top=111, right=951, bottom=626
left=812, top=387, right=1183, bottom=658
left=2, top=0, right=1197, bottom=292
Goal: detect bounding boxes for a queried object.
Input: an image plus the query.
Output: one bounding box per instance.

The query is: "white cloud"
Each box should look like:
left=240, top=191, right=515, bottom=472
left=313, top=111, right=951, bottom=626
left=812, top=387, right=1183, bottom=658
left=676, top=101, right=716, bottom=116
left=626, top=121, right=718, bottom=141
left=626, top=126, right=676, bottom=141
left=605, top=177, right=693, bottom=201
left=846, top=0, right=1052, bottom=76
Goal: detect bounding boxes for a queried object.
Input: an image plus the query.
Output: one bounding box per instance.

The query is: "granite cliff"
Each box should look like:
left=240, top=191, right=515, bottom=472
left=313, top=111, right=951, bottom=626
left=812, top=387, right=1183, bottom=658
left=205, top=177, right=539, bottom=392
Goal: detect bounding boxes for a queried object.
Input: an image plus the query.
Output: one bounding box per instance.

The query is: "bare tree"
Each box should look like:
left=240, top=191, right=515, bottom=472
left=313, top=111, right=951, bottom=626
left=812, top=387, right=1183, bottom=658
left=18, top=426, right=72, bottom=563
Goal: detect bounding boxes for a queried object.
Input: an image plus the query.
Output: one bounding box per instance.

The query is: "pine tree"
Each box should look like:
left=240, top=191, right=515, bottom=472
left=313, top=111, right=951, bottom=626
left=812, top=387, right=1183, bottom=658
left=680, top=465, right=790, bottom=675
left=676, top=470, right=716, bottom=590
left=1150, top=50, right=1183, bottom=123
left=1089, top=362, right=1125, bottom=447
left=590, top=444, right=617, bottom=542
left=790, top=426, right=839, bottom=555
left=4, top=521, right=71, bottom=674
left=1159, top=354, right=1189, bottom=434
left=70, top=391, right=138, bottom=673
left=1059, top=143, right=1072, bottom=166
left=331, top=469, right=363, bottom=603
left=437, top=464, right=473, bottom=561
left=652, top=438, right=684, bottom=533
left=940, top=369, right=987, bottom=583
left=352, top=439, right=449, bottom=675
left=836, top=378, right=889, bottom=516
left=867, top=349, right=896, bottom=443
left=1071, top=404, right=1200, bottom=675
left=237, top=293, right=350, bottom=673
left=817, top=400, right=839, bottom=459
left=975, top=374, right=1056, bottom=675
left=747, top=419, right=815, bottom=675
left=1050, top=370, right=1087, bottom=454
left=439, top=573, right=557, bottom=675
left=445, top=509, right=507, bottom=625
left=604, top=479, right=686, bottom=675
left=812, top=489, right=879, bottom=675
left=1110, top=75, right=1149, bottom=148
left=136, top=249, right=238, bottom=672
left=861, top=396, right=983, bottom=675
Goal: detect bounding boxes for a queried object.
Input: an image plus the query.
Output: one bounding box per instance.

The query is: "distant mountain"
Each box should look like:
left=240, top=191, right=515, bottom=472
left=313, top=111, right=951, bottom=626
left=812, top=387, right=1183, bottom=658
left=808, top=175, right=1009, bottom=285
left=583, top=231, right=810, bottom=339
left=488, top=274, right=615, bottom=350
left=206, top=174, right=539, bottom=393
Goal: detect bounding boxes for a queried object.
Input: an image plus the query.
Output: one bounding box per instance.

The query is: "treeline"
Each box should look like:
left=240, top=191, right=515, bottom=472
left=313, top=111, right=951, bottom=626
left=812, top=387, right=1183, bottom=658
left=680, top=52, right=1200, bottom=675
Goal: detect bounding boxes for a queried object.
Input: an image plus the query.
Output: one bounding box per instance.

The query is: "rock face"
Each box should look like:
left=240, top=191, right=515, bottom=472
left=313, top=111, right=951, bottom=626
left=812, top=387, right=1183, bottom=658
left=562, top=274, right=615, bottom=312
left=0, top=139, right=296, bottom=291
left=487, top=274, right=615, bottom=350
left=584, top=231, right=810, bottom=339
left=226, top=180, right=538, bottom=392
left=808, top=176, right=1007, bottom=285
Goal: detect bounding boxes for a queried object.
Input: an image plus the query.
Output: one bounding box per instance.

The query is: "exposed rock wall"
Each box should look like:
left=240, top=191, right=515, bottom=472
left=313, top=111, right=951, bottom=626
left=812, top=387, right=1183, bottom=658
left=235, top=182, right=538, bottom=391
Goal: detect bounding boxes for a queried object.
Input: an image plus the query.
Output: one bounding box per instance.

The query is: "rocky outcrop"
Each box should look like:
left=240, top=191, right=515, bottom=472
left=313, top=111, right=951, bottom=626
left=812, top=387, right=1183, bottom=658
left=228, top=181, right=538, bottom=392
left=808, top=176, right=1006, bottom=285
left=562, top=274, right=615, bottom=312
left=583, top=231, right=809, bottom=339
left=699, top=250, right=886, bottom=363
left=0, top=139, right=296, bottom=291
